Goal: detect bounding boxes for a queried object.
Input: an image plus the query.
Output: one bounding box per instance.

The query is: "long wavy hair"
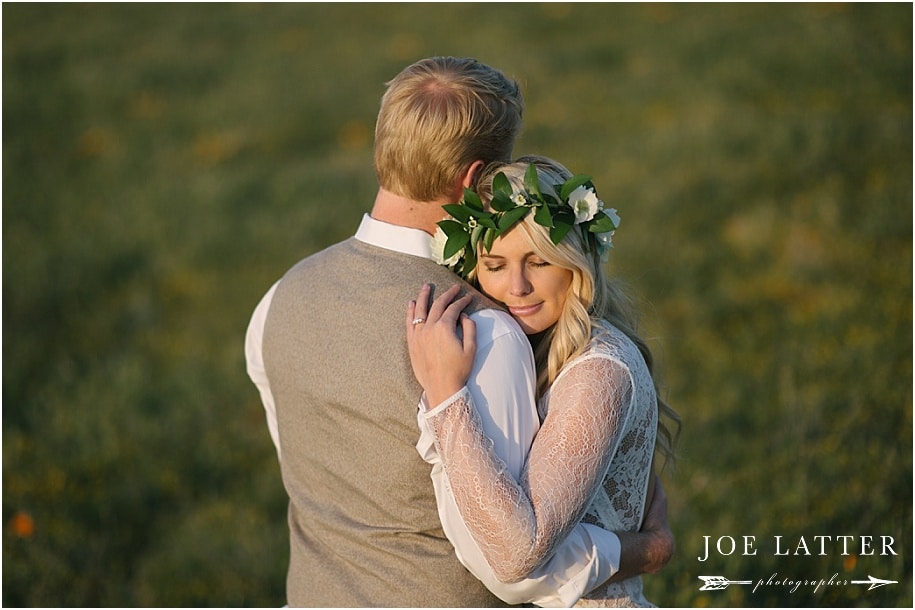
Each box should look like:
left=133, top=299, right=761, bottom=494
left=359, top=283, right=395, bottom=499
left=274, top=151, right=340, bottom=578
left=470, top=155, right=681, bottom=469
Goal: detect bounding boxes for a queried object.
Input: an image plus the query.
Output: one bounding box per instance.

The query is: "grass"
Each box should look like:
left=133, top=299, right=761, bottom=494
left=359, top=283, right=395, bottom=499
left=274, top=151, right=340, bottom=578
left=3, top=3, right=911, bottom=607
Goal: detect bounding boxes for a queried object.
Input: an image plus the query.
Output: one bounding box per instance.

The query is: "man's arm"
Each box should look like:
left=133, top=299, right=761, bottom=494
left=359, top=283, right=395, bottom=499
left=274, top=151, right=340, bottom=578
left=244, top=280, right=282, bottom=460
left=610, top=477, right=675, bottom=583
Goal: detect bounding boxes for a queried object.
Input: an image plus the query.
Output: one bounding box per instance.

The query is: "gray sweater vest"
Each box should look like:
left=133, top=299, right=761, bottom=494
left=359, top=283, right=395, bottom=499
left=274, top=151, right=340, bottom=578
left=263, top=237, right=508, bottom=607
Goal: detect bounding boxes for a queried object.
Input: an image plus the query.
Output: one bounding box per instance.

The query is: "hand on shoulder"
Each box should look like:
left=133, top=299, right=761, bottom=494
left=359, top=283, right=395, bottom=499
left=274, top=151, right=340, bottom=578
left=406, top=283, right=478, bottom=407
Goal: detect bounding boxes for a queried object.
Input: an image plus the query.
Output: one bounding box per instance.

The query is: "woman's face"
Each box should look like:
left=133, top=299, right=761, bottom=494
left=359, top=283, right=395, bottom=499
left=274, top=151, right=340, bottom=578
left=477, top=226, right=574, bottom=335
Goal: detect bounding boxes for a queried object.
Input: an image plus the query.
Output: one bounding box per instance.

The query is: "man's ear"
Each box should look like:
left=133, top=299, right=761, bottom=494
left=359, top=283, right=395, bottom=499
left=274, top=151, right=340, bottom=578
left=460, top=160, right=485, bottom=190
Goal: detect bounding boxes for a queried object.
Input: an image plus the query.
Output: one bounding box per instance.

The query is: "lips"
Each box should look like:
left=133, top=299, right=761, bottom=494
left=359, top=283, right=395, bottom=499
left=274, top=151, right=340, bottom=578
left=507, top=302, right=543, bottom=317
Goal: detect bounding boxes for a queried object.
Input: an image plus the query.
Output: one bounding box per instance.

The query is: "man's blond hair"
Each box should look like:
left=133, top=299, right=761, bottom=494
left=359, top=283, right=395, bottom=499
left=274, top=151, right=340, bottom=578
left=374, top=57, right=524, bottom=202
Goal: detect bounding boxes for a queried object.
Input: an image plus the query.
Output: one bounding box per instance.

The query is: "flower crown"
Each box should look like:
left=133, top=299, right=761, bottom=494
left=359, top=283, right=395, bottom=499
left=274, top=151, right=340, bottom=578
left=431, top=163, right=620, bottom=277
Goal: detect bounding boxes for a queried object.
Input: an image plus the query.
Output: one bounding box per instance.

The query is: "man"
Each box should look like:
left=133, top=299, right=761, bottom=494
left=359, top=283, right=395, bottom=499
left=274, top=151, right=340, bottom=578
left=245, top=57, right=673, bottom=607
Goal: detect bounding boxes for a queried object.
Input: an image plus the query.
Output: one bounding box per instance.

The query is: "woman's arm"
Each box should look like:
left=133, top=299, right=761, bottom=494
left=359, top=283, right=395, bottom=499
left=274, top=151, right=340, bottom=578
left=407, top=284, right=638, bottom=583
left=421, top=355, right=634, bottom=583
left=409, top=285, right=631, bottom=604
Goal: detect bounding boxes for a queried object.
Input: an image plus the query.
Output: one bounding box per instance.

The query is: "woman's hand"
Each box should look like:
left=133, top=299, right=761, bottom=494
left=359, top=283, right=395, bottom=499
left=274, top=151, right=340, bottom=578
left=406, top=284, right=477, bottom=409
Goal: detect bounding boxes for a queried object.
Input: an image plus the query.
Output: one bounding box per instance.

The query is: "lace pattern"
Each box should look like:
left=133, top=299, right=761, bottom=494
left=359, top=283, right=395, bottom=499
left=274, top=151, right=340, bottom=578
left=426, top=321, right=658, bottom=606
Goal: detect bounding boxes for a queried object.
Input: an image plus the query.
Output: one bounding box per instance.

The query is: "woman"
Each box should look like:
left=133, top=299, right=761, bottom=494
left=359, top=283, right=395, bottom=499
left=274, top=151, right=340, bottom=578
left=406, top=156, right=680, bottom=606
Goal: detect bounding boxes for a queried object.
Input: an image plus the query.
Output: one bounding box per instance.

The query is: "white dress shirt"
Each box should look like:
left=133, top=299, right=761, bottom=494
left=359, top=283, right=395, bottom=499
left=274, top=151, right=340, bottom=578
left=245, top=214, right=621, bottom=607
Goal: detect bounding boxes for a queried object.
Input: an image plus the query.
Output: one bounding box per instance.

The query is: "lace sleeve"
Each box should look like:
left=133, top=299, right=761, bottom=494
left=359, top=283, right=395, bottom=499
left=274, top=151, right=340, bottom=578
left=425, top=354, right=634, bottom=584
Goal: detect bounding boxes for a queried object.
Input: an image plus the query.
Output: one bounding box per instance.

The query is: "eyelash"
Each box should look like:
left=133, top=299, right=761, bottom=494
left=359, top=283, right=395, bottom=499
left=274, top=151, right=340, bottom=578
left=484, top=261, right=550, bottom=273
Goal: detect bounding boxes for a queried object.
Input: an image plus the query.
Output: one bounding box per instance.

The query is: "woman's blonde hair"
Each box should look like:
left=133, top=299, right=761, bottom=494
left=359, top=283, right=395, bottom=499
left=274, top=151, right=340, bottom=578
left=374, top=57, right=524, bottom=202
left=471, top=155, right=681, bottom=469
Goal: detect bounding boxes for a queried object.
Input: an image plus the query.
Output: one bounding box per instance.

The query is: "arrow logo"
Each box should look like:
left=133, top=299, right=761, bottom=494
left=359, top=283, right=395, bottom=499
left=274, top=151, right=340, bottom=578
left=699, top=574, right=898, bottom=593
left=698, top=576, right=753, bottom=591
left=851, top=575, right=898, bottom=591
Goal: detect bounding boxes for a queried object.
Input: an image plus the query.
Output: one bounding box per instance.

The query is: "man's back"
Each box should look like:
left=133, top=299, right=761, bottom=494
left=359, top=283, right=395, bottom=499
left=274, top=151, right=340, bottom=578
left=262, top=237, right=506, bottom=607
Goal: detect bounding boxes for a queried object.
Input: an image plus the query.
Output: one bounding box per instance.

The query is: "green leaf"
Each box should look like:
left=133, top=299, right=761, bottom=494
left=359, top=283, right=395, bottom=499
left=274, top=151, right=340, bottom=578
left=443, top=230, right=470, bottom=260
left=493, top=172, right=513, bottom=198
left=550, top=220, right=574, bottom=244
left=470, top=224, right=484, bottom=250
left=523, top=163, right=542, bottom=199
left=534, top=202, right=553, bottom=227
left=498, top=205, right=530, bottom=231
left=588, top=213, right=617, bottom=233
left=442, top=203, right=471, bottom=223
left=468, top=211, right=498, bottom=230
left=437, top=219, right=464, bottom=235
left=559, top=174, right=592, bottom=200
left=483, top=227, right=496, bottom=252
left=462, top=188, right=484, bottom=211
left=490, top=191, right=514, bottom=212
left=462, top=247, right=477, bottom=274
left=554, top=208, right=575, bottom=225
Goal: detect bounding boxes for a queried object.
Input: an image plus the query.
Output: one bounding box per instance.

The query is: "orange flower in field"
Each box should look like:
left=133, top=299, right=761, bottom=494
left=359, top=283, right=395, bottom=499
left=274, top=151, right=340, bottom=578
left=843, top=554, right=857, bottom=572
left=11, top=511, right=34, bottom=538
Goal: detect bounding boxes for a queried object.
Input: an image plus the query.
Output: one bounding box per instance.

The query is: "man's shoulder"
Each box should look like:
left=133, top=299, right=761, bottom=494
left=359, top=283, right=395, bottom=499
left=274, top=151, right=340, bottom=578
left=274, top=238, right=369, bottom=287
left=286, top=237, right=355, bottom=269
left=467, top=300, right=526, bottom=346
left=462, top=283, right=500, bottom=313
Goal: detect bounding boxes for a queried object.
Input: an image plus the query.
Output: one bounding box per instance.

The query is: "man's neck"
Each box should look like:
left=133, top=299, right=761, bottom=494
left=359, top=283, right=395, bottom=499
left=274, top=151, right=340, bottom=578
left=370, top=187, right=455, bottom=236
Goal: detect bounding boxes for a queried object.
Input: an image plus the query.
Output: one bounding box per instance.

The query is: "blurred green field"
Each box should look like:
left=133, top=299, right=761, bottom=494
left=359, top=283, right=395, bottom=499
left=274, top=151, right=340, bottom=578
left=3, top=3, right=911, bottom=607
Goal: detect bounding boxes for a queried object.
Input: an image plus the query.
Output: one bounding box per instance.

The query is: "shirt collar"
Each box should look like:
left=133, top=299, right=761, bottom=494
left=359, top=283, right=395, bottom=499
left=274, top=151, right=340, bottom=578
left=354, top=214, right=434, bottom=260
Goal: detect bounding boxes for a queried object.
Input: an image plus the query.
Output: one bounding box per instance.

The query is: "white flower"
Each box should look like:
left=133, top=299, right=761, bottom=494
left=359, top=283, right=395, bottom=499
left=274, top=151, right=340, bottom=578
left=430, top=225, right=461, bottom=267
left=511, top=191, right=527, bottom=206
left=568, top=185, right=601, bottom=224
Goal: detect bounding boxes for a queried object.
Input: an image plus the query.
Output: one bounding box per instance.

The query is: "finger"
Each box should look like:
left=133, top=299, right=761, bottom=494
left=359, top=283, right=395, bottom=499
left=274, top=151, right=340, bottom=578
left=435, top=288, right=470, bottom=327
left=460, top=313, right=477, bottom=358
left=427, top=284, right=463, bottom=323
left=406, top=299, right=417, bottom=340
left=439, top=292, right=473, bottom=327
left=413, top=283, right=432, bottom=322
left=427, top=284, right=461, bottom=322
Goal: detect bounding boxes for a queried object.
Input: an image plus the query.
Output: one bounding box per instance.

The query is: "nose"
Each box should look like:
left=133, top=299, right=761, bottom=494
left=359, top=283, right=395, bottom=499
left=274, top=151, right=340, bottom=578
left=509, top=267, right=533, bottom=297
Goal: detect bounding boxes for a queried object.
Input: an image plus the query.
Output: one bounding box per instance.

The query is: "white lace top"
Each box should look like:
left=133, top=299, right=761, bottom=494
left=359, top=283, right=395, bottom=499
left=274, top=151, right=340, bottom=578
left=423, top=320, right=658, bottom=607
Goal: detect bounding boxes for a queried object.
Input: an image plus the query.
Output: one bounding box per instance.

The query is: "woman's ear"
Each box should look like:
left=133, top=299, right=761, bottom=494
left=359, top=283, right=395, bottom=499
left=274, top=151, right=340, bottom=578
left=461, top=160, right=485, bottom=189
